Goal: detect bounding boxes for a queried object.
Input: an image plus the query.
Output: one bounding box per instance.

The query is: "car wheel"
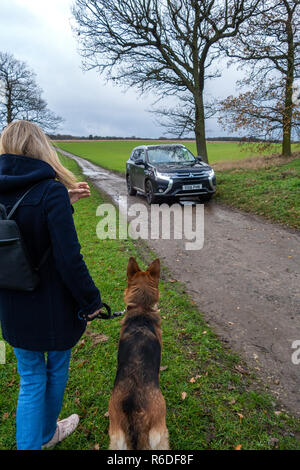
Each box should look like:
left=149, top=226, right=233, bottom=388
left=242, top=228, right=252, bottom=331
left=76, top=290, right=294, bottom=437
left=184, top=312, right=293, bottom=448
left=127, top=175, right=137, bottom=196
left=145, top=180, right=158, bottom=204
left=198, top=194, right=212, bottom=203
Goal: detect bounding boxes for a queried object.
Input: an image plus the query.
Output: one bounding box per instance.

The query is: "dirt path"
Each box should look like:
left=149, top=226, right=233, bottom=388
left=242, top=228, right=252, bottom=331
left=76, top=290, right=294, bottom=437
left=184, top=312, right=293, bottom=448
left=58, top=148, right=300, bottom=416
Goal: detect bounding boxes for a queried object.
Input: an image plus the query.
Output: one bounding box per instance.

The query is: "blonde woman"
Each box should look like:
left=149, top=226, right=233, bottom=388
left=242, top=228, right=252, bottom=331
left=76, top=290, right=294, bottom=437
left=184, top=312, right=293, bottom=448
left=0, top=121, right=104, bottom=450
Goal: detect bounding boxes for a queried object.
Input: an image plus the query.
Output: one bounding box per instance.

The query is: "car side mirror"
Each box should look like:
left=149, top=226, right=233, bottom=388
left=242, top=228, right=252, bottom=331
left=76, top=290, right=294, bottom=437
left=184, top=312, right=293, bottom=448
left=135, top=158, right=144, bottom=165
left=196, top=156, right=203, bottom=162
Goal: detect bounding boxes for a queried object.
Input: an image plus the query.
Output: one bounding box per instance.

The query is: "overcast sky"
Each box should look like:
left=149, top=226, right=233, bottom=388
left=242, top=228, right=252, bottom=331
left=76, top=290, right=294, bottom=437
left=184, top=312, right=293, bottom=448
left=0, top=0, right=242, bottom=138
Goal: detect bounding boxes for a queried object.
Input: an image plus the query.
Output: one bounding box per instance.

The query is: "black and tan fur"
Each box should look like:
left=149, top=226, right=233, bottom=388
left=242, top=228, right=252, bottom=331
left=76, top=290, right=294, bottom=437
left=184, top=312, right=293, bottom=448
left=108, top=257, right=169, bottom=450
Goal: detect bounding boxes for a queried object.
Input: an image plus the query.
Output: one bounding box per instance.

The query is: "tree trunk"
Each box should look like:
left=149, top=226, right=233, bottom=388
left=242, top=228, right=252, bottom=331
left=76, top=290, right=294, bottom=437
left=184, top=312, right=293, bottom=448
left=282, top=108, right=292, bottom=157
left=194, top=90, right=208, bottom=163
left=282, top=8, right=294, bottom=157
left=282, top=76, right=293, bottom=158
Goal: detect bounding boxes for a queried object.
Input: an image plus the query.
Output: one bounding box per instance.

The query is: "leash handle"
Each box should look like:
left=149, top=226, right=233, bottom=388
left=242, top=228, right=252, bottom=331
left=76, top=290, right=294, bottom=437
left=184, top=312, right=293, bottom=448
left=96, top=302, right=112, bottom=320
left=78, top=304, right=125, bottom=322
left=97, top=304, right=126, bottom=320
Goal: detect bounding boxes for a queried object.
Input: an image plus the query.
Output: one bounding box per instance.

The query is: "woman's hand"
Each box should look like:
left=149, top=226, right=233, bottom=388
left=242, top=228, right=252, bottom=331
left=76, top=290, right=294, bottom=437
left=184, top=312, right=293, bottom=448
left=87, top=308, right=105, bottom=321
left=68, top=182, right=91, bottom=205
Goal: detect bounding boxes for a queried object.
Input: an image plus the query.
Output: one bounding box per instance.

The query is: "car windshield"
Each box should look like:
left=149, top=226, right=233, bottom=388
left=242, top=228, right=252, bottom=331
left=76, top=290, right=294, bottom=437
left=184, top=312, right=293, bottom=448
left=147, top=146, right=195, bottom=164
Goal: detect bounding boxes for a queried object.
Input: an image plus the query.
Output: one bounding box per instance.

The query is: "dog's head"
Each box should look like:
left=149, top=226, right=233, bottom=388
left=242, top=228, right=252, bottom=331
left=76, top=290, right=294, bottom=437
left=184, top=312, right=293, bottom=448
left=124, top=257, right=160, bottom=309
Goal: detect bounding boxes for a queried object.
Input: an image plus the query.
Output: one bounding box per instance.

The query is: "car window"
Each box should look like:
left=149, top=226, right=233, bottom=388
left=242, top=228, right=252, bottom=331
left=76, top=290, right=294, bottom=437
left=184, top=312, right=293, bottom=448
left=132, top=149, right=145, bottom=162
left=147, top=147, right=195, bottom=164
left=139, top=150, right=146, bottom=162
left=131, top=150, right=139, bottom=161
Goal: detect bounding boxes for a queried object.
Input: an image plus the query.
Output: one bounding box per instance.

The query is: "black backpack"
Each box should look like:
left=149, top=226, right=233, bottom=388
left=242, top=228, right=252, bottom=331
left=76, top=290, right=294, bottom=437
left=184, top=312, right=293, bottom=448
left=0, top=183, right=51, bottom=292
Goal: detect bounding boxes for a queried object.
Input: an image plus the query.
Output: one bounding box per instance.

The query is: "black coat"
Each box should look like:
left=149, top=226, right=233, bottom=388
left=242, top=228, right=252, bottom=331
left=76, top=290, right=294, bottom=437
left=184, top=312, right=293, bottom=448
left=0, top=153, right=102, bottom=351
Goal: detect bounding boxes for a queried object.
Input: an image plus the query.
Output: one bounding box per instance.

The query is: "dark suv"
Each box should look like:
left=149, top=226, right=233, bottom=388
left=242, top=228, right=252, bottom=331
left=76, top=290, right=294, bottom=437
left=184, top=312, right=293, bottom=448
left=126, top=144, right=216, bottom=204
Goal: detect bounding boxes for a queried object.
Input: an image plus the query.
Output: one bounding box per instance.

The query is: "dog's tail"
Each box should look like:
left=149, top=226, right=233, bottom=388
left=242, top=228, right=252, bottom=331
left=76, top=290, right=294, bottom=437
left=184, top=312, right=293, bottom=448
left=121, top=392, right=151, bottom=450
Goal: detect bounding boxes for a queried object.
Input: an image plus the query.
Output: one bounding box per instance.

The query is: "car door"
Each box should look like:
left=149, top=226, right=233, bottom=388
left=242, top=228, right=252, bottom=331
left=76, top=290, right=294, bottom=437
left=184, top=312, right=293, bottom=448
left=129, top=149, right=139, bottom=188
left=134, top=149, right=146, bottom=191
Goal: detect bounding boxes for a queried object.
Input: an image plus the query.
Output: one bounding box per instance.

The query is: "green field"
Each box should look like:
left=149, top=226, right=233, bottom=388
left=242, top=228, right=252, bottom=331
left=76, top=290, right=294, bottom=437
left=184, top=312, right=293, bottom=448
left=55, top=140, right=294, bottom=174
left=1, top=155, right=300, bottom=450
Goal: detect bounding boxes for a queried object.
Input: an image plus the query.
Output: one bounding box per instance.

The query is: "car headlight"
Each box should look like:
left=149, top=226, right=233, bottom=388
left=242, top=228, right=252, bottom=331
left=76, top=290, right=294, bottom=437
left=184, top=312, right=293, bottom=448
left=155, top=171, right=173, bottom=181
left=208, top=169, right=216, bottom=190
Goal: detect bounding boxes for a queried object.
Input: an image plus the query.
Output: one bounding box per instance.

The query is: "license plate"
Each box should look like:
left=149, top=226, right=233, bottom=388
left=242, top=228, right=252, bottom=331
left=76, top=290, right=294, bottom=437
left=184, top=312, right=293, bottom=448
left=182, top=184, right=202, bottom=190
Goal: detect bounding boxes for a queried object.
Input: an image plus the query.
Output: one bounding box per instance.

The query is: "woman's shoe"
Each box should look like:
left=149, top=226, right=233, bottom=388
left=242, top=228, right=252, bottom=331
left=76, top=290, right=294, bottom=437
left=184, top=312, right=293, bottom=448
left=42, top=414, right=79, bottom=449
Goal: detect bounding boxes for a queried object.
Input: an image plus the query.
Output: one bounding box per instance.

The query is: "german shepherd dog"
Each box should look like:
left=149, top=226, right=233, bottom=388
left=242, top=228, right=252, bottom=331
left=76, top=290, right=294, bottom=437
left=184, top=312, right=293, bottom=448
left=108, top=257, right=169, bottom=450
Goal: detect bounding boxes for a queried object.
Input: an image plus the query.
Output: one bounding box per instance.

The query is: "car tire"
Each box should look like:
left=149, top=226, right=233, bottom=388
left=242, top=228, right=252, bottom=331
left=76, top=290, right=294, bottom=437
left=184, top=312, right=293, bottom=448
left=198, top=194, right=212, bottom=203
left=127, top=175, right=137, bottom=196
left=145, top=180, right=158, bottom=204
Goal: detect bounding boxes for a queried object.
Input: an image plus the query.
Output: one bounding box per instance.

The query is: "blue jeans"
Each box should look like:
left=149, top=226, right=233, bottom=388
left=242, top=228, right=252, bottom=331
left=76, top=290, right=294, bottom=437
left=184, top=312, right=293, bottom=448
left=14, top=348, right=72, bottom=450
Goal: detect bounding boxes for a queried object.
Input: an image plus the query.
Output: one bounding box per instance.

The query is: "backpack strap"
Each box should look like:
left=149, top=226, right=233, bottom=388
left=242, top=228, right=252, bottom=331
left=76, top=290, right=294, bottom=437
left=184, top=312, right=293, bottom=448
left=7, top=181, right=52, bottom=271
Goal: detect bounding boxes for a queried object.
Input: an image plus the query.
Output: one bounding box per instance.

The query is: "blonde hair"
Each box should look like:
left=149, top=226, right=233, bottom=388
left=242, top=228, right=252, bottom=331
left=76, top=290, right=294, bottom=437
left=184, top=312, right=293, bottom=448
left=0, top=121, right=77, bottom=188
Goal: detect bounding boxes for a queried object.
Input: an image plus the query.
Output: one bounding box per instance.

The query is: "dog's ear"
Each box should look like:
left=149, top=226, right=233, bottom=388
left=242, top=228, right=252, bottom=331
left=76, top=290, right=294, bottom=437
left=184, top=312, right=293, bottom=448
left=127, top=257, right=141, bottom=280
left=146, top=258, right=160, bottom=282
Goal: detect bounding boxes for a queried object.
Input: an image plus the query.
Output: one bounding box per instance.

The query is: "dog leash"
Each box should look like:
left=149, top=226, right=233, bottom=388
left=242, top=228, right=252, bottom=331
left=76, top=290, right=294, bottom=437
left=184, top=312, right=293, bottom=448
left=78, top=303, right=126, bottom=322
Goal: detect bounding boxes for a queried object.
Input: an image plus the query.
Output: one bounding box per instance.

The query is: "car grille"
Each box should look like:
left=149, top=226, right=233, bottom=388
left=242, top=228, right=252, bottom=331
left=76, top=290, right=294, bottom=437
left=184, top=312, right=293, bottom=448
left=173, top=171, right=207, bottom=178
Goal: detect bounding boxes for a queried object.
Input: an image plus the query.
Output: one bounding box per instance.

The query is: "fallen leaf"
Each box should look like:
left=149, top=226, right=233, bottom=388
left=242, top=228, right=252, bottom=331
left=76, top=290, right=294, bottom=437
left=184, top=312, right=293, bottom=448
left=235, top=444, right=242, bottom=450
left=202, top=331, right=207, bottom=335
left=2, top=412, right=9, bottom=420
left=234, top=364, right=248, bottom=375
left=7, top=377, right=15, bottom=387
left=94, top=444, right=100, bottom=451
left=268, top=437, right=279, bottom=446
left=77, top=360, right=88, bottom=368
left=237, top=413, right=244, bottom=422
left=169, top=279, right=176, bottom=283
left=160, top=365, right=168, bottom=371
left=104, top=411, right=109, bottom=418
left=181, top=392, right=187, bottom=400
left=189, top=377, right=196, bottom=383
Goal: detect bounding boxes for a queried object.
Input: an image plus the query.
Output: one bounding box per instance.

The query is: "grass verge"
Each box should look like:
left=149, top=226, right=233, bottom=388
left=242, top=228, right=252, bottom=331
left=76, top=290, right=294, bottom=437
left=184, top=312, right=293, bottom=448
left=0, top=155, right=300, bottom=450
left=215, top=156, right=300, bottom=230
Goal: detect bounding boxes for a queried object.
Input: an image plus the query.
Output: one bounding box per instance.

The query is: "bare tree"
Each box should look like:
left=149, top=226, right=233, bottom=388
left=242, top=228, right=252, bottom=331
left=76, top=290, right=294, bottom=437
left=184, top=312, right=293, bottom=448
left=72, top=0, right=261, bottom=163
left=220, top=0, right=300, bottom=156
left=219, top=77, right=300, bottom=151
left=0, top=52, right=63, bottom=132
